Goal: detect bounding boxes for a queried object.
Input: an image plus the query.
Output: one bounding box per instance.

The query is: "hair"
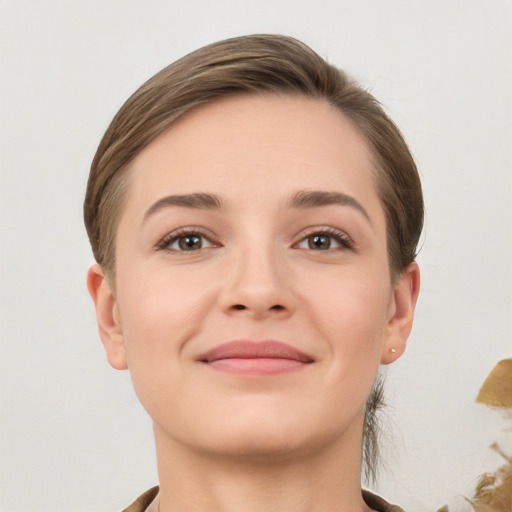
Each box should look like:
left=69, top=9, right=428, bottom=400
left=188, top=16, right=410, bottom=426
left=84, top=34, right=423, bottom=483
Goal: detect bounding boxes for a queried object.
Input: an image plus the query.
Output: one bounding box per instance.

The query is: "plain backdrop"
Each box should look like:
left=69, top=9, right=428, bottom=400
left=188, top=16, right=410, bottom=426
left=1, top=1, right=511, bottom=511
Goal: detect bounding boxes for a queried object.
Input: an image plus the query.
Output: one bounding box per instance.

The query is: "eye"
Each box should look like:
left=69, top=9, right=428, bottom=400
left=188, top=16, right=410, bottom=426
left=172, top=234, right=210, bottom=251
left=157, top=229, right=217, bottom=252
left=295, top=229, right=353, bottom=251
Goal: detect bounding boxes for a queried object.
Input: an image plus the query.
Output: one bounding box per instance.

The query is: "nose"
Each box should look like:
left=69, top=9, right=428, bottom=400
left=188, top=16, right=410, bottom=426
left=219, top=243, right=296, bottom=320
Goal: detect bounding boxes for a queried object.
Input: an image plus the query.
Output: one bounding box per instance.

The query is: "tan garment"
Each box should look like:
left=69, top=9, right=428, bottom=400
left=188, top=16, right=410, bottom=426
left=362, top=490, right=406, bottom=512
left=122, top=486, right=405, bottom=512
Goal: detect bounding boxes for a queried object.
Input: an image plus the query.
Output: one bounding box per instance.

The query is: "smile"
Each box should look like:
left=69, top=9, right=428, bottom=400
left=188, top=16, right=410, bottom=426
left=197, top=340, right=315, bottom=376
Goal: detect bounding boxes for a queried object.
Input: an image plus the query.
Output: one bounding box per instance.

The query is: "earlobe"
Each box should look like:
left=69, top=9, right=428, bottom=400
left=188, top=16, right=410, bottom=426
left=381, top=262, right=420, bottom=365
left=87, top=264, right=128, bottom=370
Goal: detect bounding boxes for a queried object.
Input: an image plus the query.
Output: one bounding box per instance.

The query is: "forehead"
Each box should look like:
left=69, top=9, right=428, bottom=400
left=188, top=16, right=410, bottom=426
left=123, top=94, right=382, bottom=219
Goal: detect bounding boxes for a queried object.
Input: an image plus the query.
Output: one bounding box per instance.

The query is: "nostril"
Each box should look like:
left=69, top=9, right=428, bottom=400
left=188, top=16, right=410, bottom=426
left=230, top=304, right=285, bottom=312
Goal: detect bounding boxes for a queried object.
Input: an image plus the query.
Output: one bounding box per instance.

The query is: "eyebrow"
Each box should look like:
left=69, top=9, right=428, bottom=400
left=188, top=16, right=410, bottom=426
left=142, top=189, right=371, bottom=225
left=143, top=192, right=223, bottom=222
left=288, top=190, right=372, bottom=225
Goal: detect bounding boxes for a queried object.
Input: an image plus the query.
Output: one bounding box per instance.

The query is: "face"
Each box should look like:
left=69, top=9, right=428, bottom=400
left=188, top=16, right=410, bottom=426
left=89, top=95, right=419, bottom=460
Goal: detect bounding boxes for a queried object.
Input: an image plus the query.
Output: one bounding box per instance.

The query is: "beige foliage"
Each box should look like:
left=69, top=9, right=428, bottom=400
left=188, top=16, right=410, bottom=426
left=437, top=359, right=512, bottom=512
left=476, top=359, right=512, bottom=409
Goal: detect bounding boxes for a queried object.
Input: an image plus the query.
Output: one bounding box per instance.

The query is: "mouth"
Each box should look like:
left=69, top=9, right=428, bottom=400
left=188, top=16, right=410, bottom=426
left=197, top=340, right=315, bottom=376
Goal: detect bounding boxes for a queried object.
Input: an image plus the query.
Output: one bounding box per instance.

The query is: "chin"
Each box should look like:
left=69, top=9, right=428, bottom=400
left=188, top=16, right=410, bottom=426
left=187, top=409, right=352, bottom=462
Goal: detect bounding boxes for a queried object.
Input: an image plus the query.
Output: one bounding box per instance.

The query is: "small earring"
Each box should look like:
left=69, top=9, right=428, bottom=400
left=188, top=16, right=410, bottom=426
left=390, top=348, right=397, bottom=353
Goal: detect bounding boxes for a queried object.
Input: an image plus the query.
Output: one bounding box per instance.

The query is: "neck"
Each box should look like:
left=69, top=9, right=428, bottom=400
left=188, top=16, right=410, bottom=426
left=153, top=421, right=371, bottom=512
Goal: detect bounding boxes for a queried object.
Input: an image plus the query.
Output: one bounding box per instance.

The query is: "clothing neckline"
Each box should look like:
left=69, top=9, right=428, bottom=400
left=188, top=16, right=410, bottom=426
left=122, top=486, right=405, bottom=512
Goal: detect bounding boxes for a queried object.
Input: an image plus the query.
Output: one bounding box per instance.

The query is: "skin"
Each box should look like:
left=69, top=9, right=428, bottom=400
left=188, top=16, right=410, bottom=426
left=88, top=95, right=420, bottom=512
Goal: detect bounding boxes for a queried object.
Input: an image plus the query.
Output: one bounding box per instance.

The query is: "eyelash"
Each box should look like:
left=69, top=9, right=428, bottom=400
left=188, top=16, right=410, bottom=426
left=295, top=227, right=354, bottom=251
left=156, top=227, right=218, bottom=253
left=156, top=226, right=354, bottom=253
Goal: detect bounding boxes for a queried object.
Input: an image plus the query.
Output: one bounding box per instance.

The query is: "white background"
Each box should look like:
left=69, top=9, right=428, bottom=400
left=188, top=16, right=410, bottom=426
left=1, top=1, right=511, bottom=511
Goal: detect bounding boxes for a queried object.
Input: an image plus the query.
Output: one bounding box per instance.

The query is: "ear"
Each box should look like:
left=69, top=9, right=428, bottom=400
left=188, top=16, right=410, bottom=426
left=87, top=263, right=128, bottom=370
left=381, top=261, right=420, bottom=365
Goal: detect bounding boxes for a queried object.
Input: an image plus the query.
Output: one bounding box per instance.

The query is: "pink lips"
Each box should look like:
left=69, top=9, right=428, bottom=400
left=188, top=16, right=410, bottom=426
left=197, top=340, right=314, bottom=376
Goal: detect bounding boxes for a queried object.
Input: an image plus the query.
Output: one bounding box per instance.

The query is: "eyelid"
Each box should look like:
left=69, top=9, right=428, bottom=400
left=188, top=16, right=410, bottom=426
left=156, top=226, right=220, bottom=252
left=293, top=226, right=354, bottom=250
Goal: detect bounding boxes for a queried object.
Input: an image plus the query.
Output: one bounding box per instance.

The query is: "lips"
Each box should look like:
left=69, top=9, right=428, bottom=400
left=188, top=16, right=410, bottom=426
left=197, top=340, right=314, bottom=376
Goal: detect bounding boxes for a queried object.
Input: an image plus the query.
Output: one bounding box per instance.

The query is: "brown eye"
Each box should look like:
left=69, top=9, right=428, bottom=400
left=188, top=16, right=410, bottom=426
left=308, top=234, right=331, bottom=250
left=178, top=235, right=203, bottom=250
left=295, top=229, right=353, bottom=251
left=160, top=231, right=216, bottom=252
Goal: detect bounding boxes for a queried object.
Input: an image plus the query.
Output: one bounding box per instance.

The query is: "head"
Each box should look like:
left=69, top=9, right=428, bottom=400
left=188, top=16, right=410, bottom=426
left=84, top=35, right=423, bottom=483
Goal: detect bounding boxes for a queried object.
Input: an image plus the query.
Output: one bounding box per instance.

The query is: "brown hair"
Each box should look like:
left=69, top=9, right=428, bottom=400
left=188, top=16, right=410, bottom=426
left=84, top=34, right=423, bottom=483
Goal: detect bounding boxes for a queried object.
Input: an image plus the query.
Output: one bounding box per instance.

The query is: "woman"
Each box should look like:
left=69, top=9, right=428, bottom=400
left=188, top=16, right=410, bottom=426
left=85, top=34, right=422, bottom=512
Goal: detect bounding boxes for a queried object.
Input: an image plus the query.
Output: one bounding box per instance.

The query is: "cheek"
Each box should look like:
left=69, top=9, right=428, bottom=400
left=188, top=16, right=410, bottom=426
left=298, top=266, right=391, bottom=365
left=113, top=266, right=222, bottom=421
left=115, top=265, right=218, bottom=367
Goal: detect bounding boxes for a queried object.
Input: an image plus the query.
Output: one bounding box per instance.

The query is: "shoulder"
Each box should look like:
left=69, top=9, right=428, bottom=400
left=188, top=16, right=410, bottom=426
left=363, top=489, right=406, bottom=512
left=121, top=486, right=159, bottom=512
